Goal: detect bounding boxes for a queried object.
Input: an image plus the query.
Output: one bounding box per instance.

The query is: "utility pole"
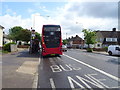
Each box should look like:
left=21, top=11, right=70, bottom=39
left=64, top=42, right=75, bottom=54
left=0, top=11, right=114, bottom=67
left=66, top=33, right=67, bottom=40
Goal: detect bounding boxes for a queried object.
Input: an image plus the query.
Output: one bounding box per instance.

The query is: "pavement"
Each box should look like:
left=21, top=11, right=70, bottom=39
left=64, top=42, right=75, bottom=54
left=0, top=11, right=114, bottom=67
left=78, top=49, right=108, bottom=55
left=93, top=51, right=108, bottom=55
left=2, top=48, right=40, bottom=89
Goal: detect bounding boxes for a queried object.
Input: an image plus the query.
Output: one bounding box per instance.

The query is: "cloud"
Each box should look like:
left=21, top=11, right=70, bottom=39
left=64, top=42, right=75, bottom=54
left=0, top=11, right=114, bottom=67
left=64, top=2, right=118, bottom=18
left=27, top=8, right=35, bottom=13
left=52, top=2, right=118, bottom=39
left=0, top=14, right=32, bottom=34
left=0, top=1, right=118, bottom=40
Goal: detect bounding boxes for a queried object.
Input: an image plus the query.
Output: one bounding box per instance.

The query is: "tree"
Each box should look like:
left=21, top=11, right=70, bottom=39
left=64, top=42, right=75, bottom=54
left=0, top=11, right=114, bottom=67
left=8, top=26, right=41, bottom=44
left=35, top=32, right=41, bottom=41
left=8, top=26, right=23, bottom=42
left=63, top=40, right=68, bottom=45
left=17, top=29, right=31, bottom=43
left=82, top=29, right=96, bottom=48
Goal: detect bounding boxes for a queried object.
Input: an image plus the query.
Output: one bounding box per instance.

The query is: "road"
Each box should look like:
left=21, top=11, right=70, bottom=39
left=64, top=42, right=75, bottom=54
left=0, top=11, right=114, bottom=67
left=38, top=49, right=120, bottom=89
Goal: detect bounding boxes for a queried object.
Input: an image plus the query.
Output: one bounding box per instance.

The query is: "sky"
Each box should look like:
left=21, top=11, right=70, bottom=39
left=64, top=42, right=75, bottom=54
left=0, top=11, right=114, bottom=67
left=0, top=0, right=119, bottom=39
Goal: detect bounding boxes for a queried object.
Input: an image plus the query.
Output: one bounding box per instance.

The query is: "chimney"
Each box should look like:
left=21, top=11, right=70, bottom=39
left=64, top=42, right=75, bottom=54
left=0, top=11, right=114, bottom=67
left=76, top=35, right=79, bottom=37
left=112, top=28, right=116, bottom=32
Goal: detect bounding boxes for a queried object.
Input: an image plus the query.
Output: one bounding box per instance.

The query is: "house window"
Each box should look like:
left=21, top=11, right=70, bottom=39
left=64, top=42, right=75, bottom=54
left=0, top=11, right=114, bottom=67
left=106, top=38, right=112, bottom=41
left=100, top=38, right=103, bottom=42
left=106, top=38, right=117, bottom=42
left=112, top=38, right=117, bottom=42
left=97, top=44, right=100, bottom=47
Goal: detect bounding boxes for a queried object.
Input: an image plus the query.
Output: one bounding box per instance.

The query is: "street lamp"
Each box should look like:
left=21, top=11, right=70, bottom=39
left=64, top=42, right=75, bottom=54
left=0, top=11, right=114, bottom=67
left=76, top=22, right=84, bottom=30
left=66, top=33, right=67, bottom=40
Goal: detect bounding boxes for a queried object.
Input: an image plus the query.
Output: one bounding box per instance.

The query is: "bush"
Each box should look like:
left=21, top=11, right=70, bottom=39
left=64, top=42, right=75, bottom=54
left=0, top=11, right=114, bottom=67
left=17, top=45, right=29, bottom=48
left=93, top=47, right=108, bottom=52
left=104, top=47, right=108, bottom=52
left=3, top=42, right=16, bottom=52
left=24, top=43, right=30, bottom=46
left=87, top=48, right=93, bottom=52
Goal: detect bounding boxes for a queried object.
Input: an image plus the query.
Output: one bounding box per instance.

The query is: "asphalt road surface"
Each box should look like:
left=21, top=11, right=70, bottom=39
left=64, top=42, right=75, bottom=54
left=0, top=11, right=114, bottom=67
left=38, top=49, right=120, bottom=89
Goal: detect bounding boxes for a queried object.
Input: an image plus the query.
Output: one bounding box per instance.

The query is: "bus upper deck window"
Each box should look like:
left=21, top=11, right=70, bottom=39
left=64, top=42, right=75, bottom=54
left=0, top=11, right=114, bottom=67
left=50, top=32, right=54, bottom=35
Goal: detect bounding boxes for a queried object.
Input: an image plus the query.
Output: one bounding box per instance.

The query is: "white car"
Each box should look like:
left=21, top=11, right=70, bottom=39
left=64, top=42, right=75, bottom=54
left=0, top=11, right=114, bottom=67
left=108, top=45, right=120, bottom=56
left=62, top=45, right=67, bottom=52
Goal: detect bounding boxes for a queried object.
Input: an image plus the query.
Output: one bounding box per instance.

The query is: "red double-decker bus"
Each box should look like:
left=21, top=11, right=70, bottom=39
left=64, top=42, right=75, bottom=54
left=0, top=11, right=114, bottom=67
left=41, top=25, right=63, bottom=56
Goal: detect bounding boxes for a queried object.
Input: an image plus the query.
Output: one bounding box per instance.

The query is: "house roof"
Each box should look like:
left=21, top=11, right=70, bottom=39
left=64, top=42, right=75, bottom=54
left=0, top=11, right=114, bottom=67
left=3, top=34, right=8, bottom=38
left=68, top=35, right=83, bottom=41
left=0, top=25, right=4, bottom=29
left=117, top=31, right=120, bottom=38
left=96, top=30, right=120, bottom=38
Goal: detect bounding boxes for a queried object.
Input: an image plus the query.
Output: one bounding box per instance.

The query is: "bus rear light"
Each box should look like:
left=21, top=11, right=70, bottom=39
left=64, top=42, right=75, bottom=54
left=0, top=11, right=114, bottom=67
left=42, top=48, right=45, bottom=52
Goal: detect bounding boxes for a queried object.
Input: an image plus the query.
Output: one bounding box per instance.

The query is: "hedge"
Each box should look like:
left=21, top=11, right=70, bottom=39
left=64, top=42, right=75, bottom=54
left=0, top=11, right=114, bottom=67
left=3, top=42, right=16, bottom=52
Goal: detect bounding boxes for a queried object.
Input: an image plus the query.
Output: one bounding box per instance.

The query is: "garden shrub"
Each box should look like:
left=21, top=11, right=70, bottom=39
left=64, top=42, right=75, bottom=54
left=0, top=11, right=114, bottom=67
left=3, top=42, right=16, bottom=52
left=104, top=47, right=108, bottom=52
left=87, top=48, right=93, bottom=52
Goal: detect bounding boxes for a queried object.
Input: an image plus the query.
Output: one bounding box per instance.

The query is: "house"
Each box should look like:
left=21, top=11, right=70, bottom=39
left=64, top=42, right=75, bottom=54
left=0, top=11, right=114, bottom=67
left=67, top=35, right=84, bottom=48
left=3, top=32, right=13, bottom=45
left=95, top=28, right=120, bottom=48
left=0, top=25, right=4, bottom=49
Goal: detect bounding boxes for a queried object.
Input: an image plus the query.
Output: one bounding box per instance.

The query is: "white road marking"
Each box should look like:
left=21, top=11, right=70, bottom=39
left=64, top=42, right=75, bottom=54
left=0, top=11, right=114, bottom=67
left=32, top=73, right=38, bottom=89
left=50, top=64, right=81, bottom=72
left=50, top=65, right=62, bottom=72
left=32, top=57, right=41, bottom=89
left=56, top=57, right=62, bottom=61
left=64, top=54, right=120, bottom=82
left=76, top=75, right=104, bottom=88
left=68, top=76, right=85, bottom=88
left=85, top=74, right=109, bottom=88
left=50, top=78, right=56, bottom=88
left=59, top=64, right=73, bottom=71
left=76, top=76, right=92, bottom=89
left=68, top=64, right=81, bottom=70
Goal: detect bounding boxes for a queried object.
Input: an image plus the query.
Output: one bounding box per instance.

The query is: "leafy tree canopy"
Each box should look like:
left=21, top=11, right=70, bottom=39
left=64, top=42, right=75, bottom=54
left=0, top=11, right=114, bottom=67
left=63, top=40, right=68, bottom=45
left=35, top=32, right=41, bottom=41
left=8, top=26, right=41, bottom=43
left=8, top=26, right=23, bottom=41
left=17, top=29, right=31, bottom=43
left=82, top=29, right=96, bottom=48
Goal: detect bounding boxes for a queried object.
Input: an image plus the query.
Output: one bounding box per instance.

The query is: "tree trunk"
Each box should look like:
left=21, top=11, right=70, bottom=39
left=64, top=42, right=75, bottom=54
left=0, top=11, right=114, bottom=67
left=88, top=44, right=90, bottom=48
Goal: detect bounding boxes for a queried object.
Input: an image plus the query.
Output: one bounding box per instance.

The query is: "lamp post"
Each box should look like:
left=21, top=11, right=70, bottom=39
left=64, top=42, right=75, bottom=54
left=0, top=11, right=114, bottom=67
left=76, top=22, right=83, bottom=29
left=66, top=33, right=68, bottom=40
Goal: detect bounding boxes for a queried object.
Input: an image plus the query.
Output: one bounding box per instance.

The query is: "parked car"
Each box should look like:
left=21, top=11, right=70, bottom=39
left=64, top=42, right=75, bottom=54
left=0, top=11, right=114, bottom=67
left=62, top=45, right=67, bottom=52
left=67, top=45, right=72, bottom=49
left=108, top=45, right=120, bottom=56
